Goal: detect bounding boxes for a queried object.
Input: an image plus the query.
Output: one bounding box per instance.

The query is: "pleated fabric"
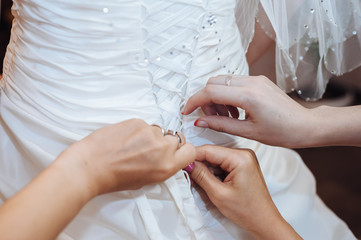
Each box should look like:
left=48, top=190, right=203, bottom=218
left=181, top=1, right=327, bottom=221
left=0, top=0, right=356, bottom=239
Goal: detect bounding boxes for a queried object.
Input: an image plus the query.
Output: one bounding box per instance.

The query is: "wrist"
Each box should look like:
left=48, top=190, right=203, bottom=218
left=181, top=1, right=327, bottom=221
left=306, top=105, right=344, bottom=147
left=295, top=106, right=325, bottom=148
left=52, top=143, right=100, bottom=203
left=249, top=214, right=301, bottom=240
left=285, top=107, right=318, bottom=148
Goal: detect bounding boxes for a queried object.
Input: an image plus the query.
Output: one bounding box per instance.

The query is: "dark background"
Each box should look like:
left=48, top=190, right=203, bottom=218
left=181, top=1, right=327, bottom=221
left=1, top=0, right=360, bottom=237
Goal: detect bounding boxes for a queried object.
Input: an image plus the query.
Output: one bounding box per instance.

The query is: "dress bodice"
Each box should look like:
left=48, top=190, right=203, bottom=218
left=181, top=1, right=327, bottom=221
left=1, top=1, right=356, bottom=239
left=4, top=0, right=250, bottom=137
left=1, top=2, right=256, bottom=239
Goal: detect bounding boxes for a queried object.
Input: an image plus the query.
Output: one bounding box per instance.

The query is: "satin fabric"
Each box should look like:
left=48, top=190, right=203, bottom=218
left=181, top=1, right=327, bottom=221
left=0, top=0, right=356, bottom=239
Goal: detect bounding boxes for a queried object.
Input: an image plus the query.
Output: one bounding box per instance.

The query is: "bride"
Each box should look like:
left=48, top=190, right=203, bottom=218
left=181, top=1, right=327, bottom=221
left=0, top=0, right=358, bottom=239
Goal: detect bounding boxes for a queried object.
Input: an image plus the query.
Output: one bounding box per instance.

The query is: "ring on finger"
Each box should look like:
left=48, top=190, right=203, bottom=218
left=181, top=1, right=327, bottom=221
left=165, top=130, right=182, bottom=149
left=151, top=124, right=166, bottom=136
left=225, top=76, right=232, bottom=86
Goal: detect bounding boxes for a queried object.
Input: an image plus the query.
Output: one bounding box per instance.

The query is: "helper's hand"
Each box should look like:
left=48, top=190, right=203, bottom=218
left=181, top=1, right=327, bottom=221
left=56, top=119, right=196, bottom=197
left=183, top=75, right=316, bottom=148
left=189, top=145, right=302, bottom=240
left=0, top=119, right=195, bottom=240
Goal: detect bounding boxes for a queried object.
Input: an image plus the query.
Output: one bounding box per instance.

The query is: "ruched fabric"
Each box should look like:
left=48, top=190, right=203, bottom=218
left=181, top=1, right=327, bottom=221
left=0, top=0, right=356, bottom=239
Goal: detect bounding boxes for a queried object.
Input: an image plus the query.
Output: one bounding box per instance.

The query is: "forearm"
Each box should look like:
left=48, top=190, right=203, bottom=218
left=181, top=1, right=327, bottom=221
left=0, top=147, right=94, bottom=240
left=243, top=203, right=302, bottom=240
left=250, top=217, right=302, bottom=240
left=306, top=105, right=361, bottom=147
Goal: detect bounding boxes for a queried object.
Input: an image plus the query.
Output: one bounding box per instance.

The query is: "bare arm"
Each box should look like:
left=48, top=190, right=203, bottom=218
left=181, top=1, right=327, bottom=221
left=183, top=75, right=361, bottom=148
left=0, top=119, right=195, bottom=240
left=0, top=149, right=94, bottom=240
left=309, top=105, right=361, bottom=147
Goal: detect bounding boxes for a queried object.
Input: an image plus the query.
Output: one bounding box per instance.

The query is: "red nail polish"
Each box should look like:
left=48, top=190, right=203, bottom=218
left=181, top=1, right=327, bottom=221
left=181, top=112, right=184, bottom=115
left=194, top=119, right=199, bottom=126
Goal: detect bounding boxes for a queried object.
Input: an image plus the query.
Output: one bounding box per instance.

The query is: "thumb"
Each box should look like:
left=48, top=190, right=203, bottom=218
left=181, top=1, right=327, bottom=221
left=190, top=161, right=224, bottom=198
left=195, top=116, right=252, bottom=137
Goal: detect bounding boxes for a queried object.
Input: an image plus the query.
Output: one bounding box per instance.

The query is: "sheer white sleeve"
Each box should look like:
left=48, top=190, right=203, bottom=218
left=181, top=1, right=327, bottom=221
left=257, top=0, right=361, bottom=100
left=235, top=0, right=260, bottom=54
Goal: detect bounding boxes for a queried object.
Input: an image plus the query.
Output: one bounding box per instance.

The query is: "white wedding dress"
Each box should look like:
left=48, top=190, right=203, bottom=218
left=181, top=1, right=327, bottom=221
left=0, top=0, right=358, bottom=239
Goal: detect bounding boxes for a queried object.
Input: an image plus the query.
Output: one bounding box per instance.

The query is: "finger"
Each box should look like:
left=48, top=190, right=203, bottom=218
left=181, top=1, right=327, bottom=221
left=196, top=145, right=260, bottom=176
left=174, top=143, right=196, bottom=169
left=226, top=105, right=239, bottom=119
left=151, top=125, right=182, bottom=152
left=183, top=85, right=248, bottom=115
left=195, top=145, right=232, bottom=166
left=208, top=75, right=254, bottom=86
left=151, top=124, right=166, bottom=136
left=164, top=131, right=186, bottom=151
left=176, top=131, right=186, bottom=146
left=194, top=115, right=253, bottom=138
left=207, top=166, right=227, bottom=180
left=196, top=145, right=258, bottom=175
left=189, top=161, right=225, bottom=198
left=201, top=104, right=218, bottom=116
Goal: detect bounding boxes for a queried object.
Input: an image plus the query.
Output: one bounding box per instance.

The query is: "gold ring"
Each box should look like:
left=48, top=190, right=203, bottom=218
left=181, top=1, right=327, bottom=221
left=225, top=76, right=232, bottom=86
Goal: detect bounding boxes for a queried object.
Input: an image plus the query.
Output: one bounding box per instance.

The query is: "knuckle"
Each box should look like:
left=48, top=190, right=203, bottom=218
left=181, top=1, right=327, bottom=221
left=240, top=88, right=258, bottom=106
left=247, top=149, right=257, bottom=160
left=204, top=85, right=216, bottom=95
left=130, top=118, right=147, bottom=128
left=207, top=76, right=218, bottom=84
left=143, top=126, right=158, bottom=140
left=193, top=168, right=206, bottom=184
left=163, top=139, right=174, bottom=150
left=187, top=144, right=196, bottom=157
left=131, top=118, right=143, bottom=125
left=152, top=140, right=166, bottom=152
left=237, top=149, right=257, bottom=167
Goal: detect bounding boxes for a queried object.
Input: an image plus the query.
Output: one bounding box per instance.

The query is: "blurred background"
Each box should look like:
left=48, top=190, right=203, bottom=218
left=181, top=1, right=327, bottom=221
left=1, top=0, right=360, bottom=237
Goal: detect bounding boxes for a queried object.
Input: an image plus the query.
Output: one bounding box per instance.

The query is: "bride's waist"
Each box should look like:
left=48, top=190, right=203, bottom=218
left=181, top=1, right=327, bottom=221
left=1, top=72, right=188, bottom=137
left=2, top=70, right=158, bottom=125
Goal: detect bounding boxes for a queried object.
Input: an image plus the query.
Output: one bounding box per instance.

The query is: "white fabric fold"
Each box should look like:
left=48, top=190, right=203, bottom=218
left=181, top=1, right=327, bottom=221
left=0, top=0, right=356, bottom=239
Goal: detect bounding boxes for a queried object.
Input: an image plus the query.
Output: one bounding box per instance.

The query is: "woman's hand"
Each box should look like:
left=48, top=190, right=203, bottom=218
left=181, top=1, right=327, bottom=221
left=58, top=119, right=196, bottom=198
left=183, top=75, right=317, bottom=148
left=0, top=119, right=195, bottom=240
left=189, top=145, right=302, bottom=240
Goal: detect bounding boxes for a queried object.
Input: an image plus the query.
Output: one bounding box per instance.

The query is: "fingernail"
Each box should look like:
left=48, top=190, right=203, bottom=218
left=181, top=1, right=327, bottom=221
left=181, top=112, right=184, bottom=115
left=194, top=120, right=208, bottom=128
left=183, top=162, right=195, bottom=173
